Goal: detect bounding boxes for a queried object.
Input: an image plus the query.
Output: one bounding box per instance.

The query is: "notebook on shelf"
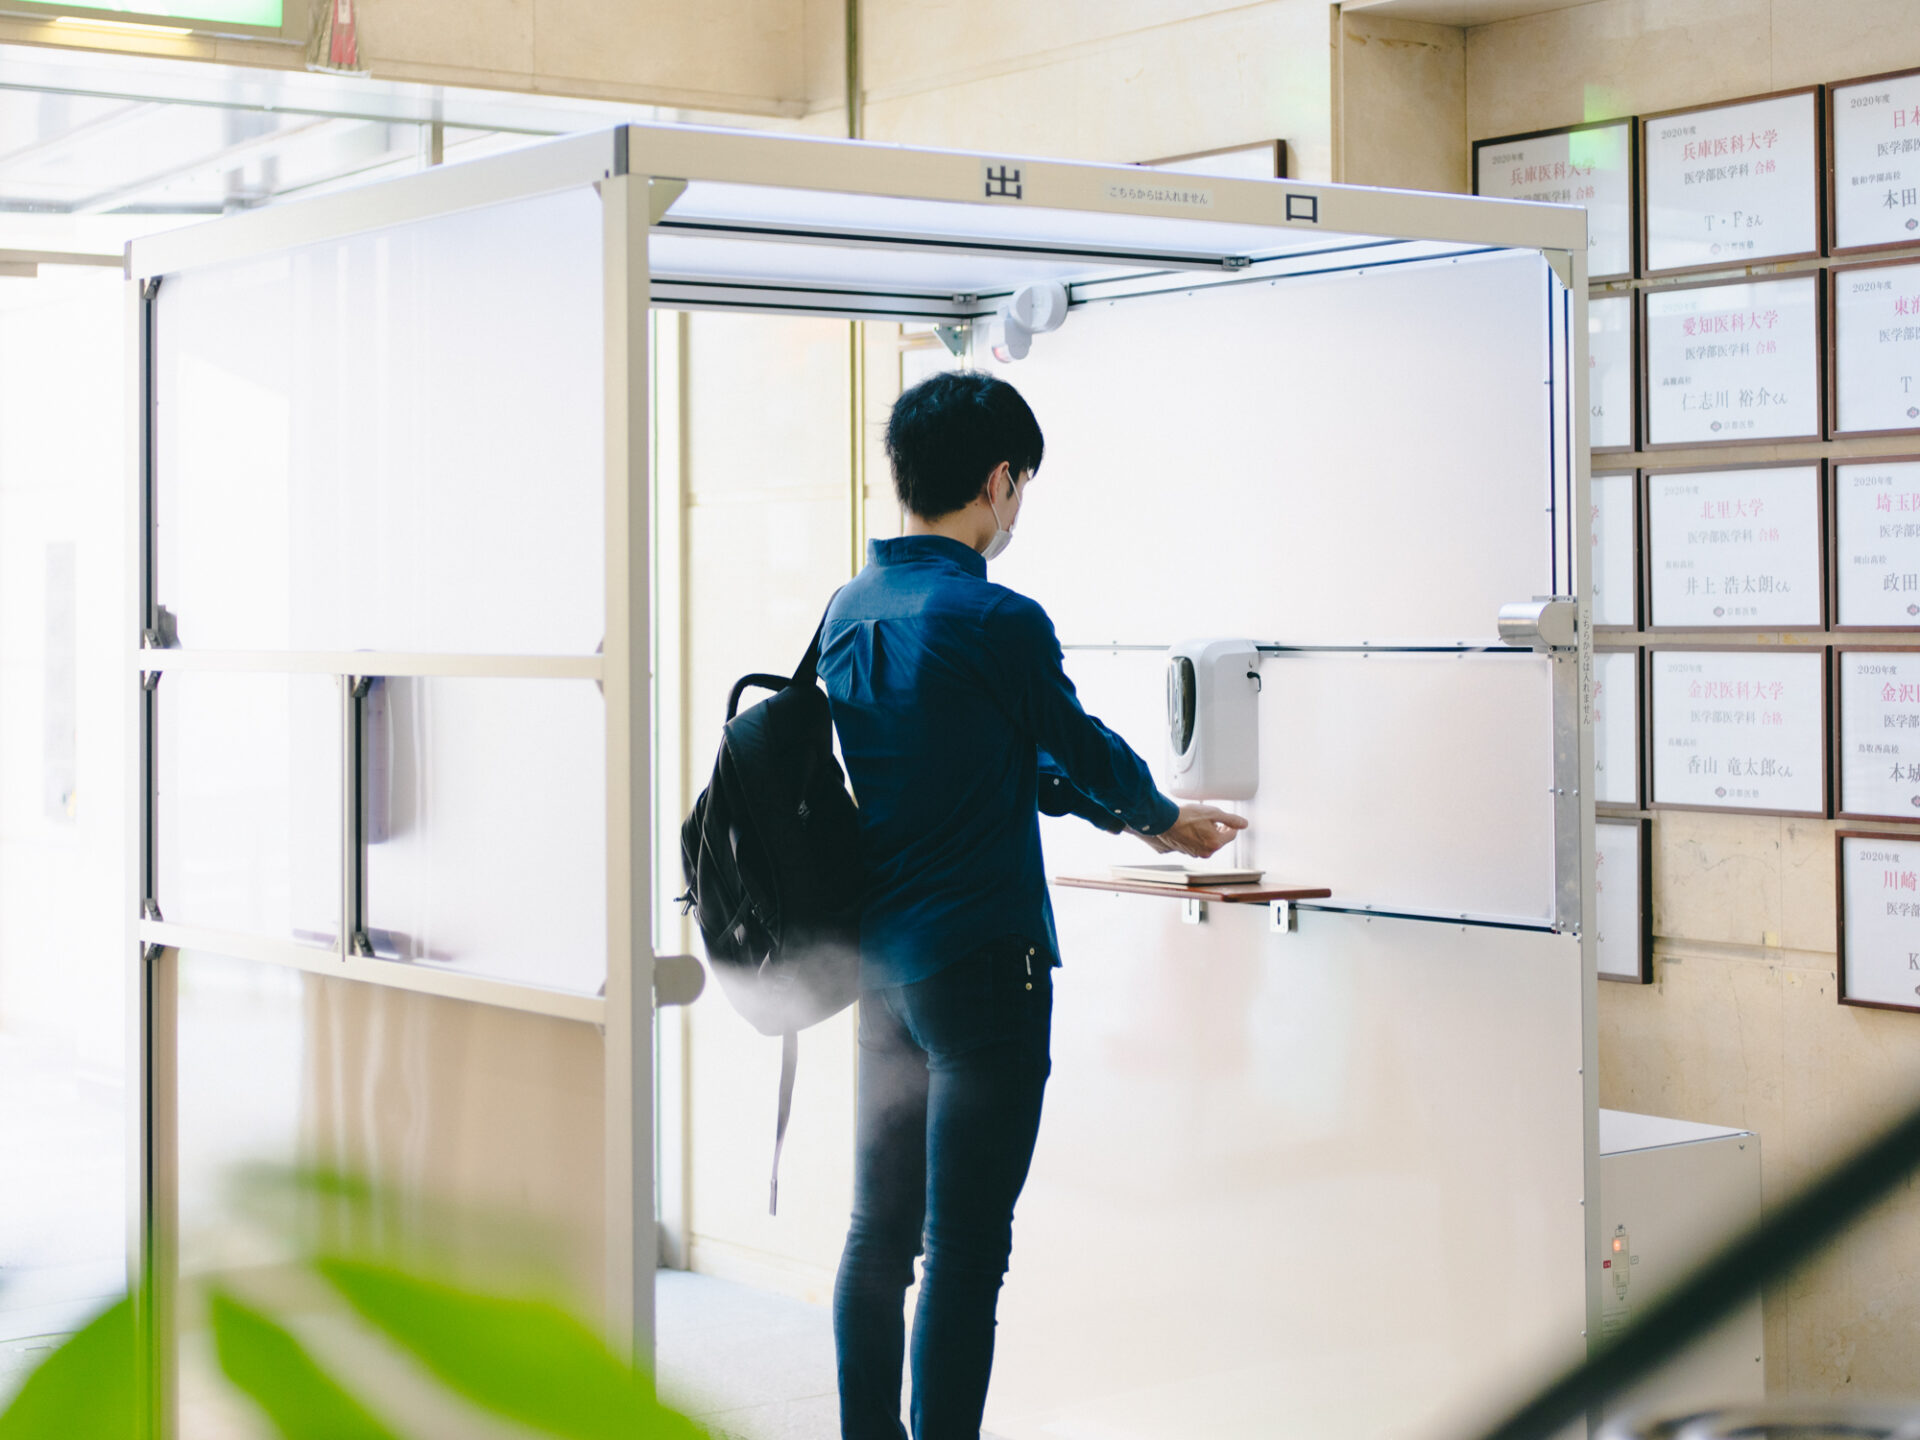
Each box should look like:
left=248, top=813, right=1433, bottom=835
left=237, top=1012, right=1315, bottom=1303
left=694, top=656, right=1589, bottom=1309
left=1107, top=862, right=1266, bottom=888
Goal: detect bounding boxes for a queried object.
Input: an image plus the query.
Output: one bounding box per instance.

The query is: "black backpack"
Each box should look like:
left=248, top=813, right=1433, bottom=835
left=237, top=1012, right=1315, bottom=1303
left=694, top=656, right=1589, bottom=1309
left=679, top=606, right=863, bottom=1213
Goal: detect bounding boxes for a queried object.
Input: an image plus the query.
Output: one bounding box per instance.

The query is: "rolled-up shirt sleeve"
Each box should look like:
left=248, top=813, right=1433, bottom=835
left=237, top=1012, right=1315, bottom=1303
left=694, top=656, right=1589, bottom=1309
left=990, top=594, right=1181, bottom=836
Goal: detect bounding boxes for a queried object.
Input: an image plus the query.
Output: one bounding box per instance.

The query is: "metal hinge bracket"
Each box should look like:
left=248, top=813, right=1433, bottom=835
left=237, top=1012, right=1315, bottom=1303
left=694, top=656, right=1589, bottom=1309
left=141, top=604, right=177, bottom=650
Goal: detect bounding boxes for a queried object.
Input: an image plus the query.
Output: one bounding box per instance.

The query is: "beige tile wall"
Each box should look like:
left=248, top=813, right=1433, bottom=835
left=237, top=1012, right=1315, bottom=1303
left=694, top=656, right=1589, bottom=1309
left=0, top=0, right=816, bottom=117
left=1465, top=0, right=1920, bottom=1399
left=858, top=0, right=1337, bottom=179
left=355, top=0, right=812, bottom=111
left=1334, top=10, right=1467, bottom=190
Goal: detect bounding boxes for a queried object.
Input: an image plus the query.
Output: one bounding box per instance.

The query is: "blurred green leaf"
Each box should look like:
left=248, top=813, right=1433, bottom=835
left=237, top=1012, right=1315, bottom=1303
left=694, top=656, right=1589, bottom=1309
left=316, top=1258, right=704, bottom=1440
left=209, top=1289, right=403, bottom=1440
left=0, top=1296, right=135, bottom=1440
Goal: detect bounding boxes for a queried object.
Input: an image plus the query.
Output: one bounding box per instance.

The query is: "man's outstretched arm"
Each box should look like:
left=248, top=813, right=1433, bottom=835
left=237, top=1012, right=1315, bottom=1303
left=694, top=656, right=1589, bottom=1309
left=995, top=596, right=1246, bottom=859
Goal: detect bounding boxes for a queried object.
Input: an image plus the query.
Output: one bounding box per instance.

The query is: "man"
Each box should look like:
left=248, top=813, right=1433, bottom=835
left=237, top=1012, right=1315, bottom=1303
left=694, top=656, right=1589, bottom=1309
left=817, top=370, right=1246, bottom=1440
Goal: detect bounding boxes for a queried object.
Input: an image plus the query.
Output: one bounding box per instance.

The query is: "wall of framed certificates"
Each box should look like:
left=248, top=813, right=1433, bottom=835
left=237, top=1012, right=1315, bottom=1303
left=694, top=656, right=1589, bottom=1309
left=1647, top=646, right=1829, bottom=817
left=1491, top=66, right=1920, bottom=1005
left=1642, top=273, right=1824, bottom=447
left=1474, top=117, right=1636, bottom=281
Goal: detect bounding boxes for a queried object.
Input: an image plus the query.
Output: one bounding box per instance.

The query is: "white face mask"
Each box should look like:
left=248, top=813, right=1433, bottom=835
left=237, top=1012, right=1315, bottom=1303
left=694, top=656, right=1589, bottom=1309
left=982, top=478, right=1017, bottom=561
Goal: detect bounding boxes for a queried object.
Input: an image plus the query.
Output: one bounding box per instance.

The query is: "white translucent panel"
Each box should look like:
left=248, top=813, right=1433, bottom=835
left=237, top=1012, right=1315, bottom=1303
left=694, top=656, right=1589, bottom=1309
left=987, top=906, right=1585, bottom=1440
left=664, top=179, right=1361, bottom=261
left=363, top=679, right=606, bottom=994
left=174, top=951, right=606, bottom=1392
left=175, top=951, right=307, bottom=1277
left=154, top=186, right=604, bottom=654
left=157, top=671, right=339, bottom=944
left=1594, top=650, right=1642, bottom=807
left=992, top=250, right=1554, bottom=646
left=1046, top=648, right=1556, bottom=924
left=0, top=271, right=129, bottom=1344
left=1591, top=470, right=1638, bottom=628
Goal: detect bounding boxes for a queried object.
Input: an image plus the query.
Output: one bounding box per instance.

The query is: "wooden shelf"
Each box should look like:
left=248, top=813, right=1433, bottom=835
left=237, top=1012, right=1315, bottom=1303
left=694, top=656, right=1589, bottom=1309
left=1052, top=876, right=1332, bottom=904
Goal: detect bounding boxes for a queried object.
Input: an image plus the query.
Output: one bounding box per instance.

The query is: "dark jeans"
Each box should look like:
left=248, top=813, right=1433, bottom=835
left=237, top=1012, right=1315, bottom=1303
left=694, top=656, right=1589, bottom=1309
left=833, top=938, right=1054, bottom=1440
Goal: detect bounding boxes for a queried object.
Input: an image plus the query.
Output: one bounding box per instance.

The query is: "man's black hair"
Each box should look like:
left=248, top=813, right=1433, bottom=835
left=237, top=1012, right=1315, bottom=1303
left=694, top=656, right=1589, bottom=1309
left=885, top=370, right=1044, bottom=519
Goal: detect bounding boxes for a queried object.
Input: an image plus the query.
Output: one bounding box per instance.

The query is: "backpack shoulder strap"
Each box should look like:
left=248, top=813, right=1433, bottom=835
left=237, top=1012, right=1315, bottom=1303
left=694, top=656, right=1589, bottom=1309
left=790, top=585, right=846, bottom=687
left=769, top=1030, right=798, bottom=1215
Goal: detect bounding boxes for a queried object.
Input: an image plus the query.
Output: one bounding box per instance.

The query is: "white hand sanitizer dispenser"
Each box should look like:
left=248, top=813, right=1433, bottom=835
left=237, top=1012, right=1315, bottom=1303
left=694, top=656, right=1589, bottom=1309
left=1165, top=639, right=1261, bottom=800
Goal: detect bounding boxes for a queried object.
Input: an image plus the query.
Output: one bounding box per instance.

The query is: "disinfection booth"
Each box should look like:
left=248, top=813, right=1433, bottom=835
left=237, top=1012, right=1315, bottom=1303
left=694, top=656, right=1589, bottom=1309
left=126, top=123, right=1593, bottom=1439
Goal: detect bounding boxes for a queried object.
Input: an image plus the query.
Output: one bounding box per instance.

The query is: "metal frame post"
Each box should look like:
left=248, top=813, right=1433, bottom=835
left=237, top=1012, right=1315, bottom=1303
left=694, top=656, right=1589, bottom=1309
left=1567, top=243, right=1605, bottom=1378
left=600, top=161, right=657, bottom=1367
left=130, top=273, right=176, bottom=1440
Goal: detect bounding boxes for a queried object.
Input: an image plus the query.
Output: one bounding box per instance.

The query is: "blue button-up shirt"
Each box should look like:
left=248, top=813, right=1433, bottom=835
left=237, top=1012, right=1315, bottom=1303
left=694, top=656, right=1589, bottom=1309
left=818, top=535, right=1180, bottom=990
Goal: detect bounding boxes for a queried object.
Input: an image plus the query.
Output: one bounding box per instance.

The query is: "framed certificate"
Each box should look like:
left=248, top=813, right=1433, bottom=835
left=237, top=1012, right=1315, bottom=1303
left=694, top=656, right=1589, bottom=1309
left=1591, top=469, right=1640, bottom=629
left=1648, top=647, right=1829, bottom=817
left=1589, top=292, right=1637, bottom=452
left=1594, top=646, right=1644, bottom=808
left=1837, top=648, right=1920, bottom=819
left=1475, top=118, right=1636, bottom=281
left=1643, top=273, right=1824, bottom=447
left=1596, top=817, right=1653, bottom=984
left=1830, top=259, right=1920, bottom=438
left=1831, top=457, right=1920, bottom=628
left=1642, top=87, right=1823, bottom=277
left=1643, top=464, right=1825, bottom=630
left=1837, top=830, right=1920, bottom=1012
left=1828, top=68, right=1920, bottom=256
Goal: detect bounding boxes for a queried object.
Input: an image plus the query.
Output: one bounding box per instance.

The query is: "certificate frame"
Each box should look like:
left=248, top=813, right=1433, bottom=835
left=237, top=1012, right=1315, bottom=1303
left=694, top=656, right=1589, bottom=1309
left=1594, top=644, right=1647, bottom=810
left=1640, top=86, right=1826, bottom=280
left=1596, top=816, right=1654, bottom=985
left=1640, top=271, right=1828, bottom=450
left=1836, top=829, right=1920, bottom=1014
left=1833, top=645, right=1920, bottom=821
left=1639, top=461, right=1829, bottom=632
left=1827, top=258, right=1920, bottom=440
left=1647, top=644, right=1832, bottom=819
left=1474, top=117, right=1639, bottom=283
left=1829, top=454, right=1920, bottom=630
left=1589, top=290, right=1641, bottom=454
left=1827, top=66, right=1920, bottom=259
left=1592, top=468, right=1644, bottom=632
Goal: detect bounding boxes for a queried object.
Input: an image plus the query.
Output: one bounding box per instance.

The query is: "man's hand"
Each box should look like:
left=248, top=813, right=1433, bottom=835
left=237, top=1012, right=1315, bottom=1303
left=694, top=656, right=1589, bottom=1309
left=1150, top=804, right=1249, bottom=859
